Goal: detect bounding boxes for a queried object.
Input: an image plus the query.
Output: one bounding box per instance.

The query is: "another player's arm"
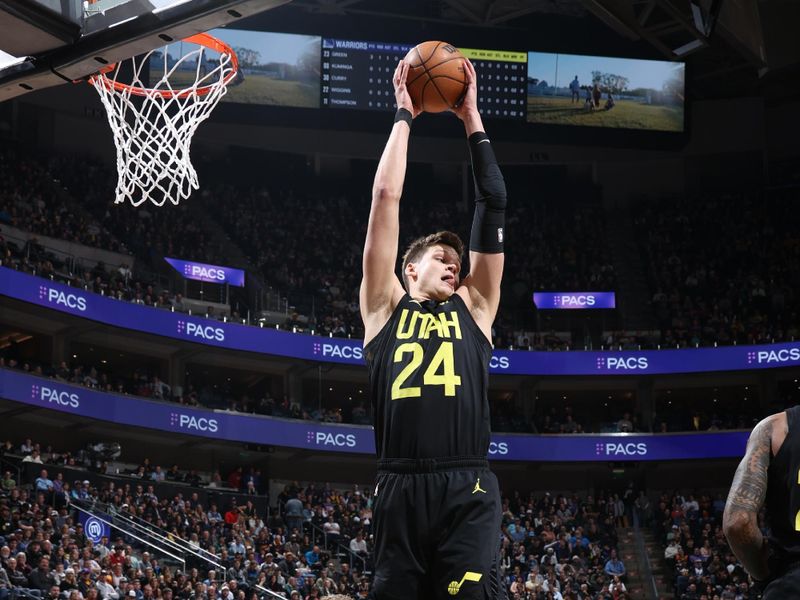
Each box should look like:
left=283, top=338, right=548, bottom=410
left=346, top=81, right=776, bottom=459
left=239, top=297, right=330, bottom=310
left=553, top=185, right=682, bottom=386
left=453, top=59, right=506, bottom=342
left=360, top=61, right=419, bottom=344
left=723, top=415, right=775, bottom=581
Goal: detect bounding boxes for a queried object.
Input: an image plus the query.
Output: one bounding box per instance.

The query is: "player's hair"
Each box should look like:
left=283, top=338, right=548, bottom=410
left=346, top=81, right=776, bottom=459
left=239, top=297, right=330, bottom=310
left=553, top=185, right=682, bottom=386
left=401, top=230, right=464, bottom=290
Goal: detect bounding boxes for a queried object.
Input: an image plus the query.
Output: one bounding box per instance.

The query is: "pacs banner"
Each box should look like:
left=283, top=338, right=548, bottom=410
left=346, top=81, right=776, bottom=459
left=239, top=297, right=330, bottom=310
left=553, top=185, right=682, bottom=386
left=2, top=267, right=800, bottom=375
left=533, top=292, right=616, bottom=310
left=164, top=258, right=245, bottom=287
left=0, top=369, right=749, bottom=462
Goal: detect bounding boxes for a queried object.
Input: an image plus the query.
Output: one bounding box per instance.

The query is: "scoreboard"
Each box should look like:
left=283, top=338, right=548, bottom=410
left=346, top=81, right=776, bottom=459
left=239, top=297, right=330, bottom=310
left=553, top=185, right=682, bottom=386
left=321, top=38, right=411, bottom=111
left=321, top=38, right=527, bottom=119
left=205, top=27, right=685, bottom=132
left=460, top=47, right=527, bottom=119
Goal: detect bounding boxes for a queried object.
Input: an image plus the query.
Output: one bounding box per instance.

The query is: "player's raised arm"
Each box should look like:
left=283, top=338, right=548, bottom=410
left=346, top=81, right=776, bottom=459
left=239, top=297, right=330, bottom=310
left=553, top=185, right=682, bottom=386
left=723, top=414, right=776, bottom=581
left=360, top=61, right=419, bottom=344
left=452, top=59, right=506, bottom=342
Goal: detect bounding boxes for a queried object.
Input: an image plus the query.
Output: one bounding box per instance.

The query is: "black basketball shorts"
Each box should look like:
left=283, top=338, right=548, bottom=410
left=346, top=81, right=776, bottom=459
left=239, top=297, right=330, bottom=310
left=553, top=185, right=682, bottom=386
left=368, top=457, right=506, bottom=600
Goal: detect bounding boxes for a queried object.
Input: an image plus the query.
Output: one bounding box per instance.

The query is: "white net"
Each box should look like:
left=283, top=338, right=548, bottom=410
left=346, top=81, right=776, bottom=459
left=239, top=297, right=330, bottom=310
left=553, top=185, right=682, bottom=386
left=90, top=35, right=236, bottom=207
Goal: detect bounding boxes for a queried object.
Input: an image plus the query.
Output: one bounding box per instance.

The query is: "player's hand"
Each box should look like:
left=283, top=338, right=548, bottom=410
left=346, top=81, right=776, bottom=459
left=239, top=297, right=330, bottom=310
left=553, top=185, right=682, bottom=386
left=451, top=58, right=478, bottom=121
left=393, top=60, right=421, bottom=119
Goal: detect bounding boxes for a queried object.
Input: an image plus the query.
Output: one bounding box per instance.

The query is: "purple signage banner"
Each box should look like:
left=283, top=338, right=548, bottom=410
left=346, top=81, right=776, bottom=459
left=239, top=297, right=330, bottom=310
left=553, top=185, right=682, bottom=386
left=165, top=257, right=245, bottom=287
left=1, top=369, right=371, bottom=456
left=0, top=369, right=749, bottom=462
left=533, top=292, right=616, bottom=310
left=78, top=513, right=111, bottom=544
left=2, top=267, right=800, bottom=376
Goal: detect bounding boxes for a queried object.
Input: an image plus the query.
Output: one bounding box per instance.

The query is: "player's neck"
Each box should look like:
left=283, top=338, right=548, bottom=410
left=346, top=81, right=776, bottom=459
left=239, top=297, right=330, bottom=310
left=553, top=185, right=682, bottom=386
left=410, top=291, right=451, bottom=304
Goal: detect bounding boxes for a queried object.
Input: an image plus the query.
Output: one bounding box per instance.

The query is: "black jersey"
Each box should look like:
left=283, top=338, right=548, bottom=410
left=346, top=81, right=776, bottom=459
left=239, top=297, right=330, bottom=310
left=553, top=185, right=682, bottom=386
left=766, top=405, right=800, bottom=563
left=364, top=293, right=493, bottom=461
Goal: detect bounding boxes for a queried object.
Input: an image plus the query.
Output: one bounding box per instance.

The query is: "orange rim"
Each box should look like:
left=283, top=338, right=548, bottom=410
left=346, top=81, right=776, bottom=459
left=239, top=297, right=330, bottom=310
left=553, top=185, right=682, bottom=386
left=89, top=32, right=239, bottom=98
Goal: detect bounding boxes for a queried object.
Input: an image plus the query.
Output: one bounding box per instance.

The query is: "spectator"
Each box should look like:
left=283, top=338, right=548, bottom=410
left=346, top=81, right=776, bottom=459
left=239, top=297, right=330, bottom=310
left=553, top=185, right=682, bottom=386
left=608, top=574, right=626, bottom=596
left=22, top=451, right=43, bottom=464
left=34, top=470, right=53, bottom=495
left=603, top=549, right=626, bottom=578
left=45, top=585, right=61, bottom=600
left=28, top=557, right=55, bottom=591
left=349, top=533, right=367, bottom=557
left=96, top=573, right=119, bottom=600
left=616, top=413, right=634, bottom=433
left=284, top=493, right=304, bottom=534
left=60, top=569, right=78, bottom=593
left=0, top=472, right=14, bottom=492
left=304, top=545, right=321, bottom=568
left=0, top=565, right=11, bottom=600
left=323, top=515, right=341, bottom=547
left=5, top=557, right=28, bottom=588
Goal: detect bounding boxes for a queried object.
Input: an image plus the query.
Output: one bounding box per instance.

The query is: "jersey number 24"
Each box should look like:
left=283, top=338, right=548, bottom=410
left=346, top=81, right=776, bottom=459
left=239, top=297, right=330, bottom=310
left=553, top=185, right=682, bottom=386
left=391, top=341, right=462, bottom=400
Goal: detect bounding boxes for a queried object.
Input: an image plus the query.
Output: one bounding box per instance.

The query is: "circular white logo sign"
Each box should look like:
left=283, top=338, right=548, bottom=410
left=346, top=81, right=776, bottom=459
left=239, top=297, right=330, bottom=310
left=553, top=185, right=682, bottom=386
left=85, top=517, right=105, bottom=543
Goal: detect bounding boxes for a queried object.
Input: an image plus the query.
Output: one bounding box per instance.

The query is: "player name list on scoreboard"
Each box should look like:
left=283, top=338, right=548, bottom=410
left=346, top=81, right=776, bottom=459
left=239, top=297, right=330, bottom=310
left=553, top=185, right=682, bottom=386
left=321, top=38, right=528, bottom=119
left=321, top=39, right=410, bottom=111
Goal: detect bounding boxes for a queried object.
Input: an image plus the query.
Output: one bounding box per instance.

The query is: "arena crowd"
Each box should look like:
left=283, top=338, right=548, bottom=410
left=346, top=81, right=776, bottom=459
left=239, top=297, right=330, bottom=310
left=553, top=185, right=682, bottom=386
left=1, top=432, right=659, bottom=600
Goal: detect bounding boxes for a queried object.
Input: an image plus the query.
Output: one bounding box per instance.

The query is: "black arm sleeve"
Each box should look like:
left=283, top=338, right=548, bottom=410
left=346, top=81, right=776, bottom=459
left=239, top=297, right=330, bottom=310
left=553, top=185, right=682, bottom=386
left=468, top=131, right=507, bottom=254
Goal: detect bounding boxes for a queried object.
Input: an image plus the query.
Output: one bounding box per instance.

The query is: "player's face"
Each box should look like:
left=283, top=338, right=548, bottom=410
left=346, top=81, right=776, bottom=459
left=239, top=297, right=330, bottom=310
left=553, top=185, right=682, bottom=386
left=409, top=244, right=461, bottom=300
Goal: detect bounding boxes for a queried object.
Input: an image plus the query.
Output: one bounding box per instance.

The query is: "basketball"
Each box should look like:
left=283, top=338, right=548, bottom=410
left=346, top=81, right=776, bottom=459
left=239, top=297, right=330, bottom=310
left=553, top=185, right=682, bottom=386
left=404, top=41, right=467, bottom=113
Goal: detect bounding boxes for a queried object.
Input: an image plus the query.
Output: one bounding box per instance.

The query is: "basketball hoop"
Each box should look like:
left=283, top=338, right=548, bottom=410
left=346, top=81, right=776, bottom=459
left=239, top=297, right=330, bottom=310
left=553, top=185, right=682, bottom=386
left=89, top=33, right=239, bottom=207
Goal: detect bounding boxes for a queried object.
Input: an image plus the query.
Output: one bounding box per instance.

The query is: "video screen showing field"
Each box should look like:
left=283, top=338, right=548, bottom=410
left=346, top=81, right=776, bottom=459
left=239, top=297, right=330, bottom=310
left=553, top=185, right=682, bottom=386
left=149, top=30, right=321, bottom=108
left=526, top=52, right=685, bottom=132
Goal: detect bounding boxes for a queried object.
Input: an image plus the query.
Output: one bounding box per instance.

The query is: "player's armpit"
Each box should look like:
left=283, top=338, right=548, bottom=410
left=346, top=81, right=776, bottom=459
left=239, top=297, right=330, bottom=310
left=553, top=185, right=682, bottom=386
left=459, top=250, right=503, bottom=342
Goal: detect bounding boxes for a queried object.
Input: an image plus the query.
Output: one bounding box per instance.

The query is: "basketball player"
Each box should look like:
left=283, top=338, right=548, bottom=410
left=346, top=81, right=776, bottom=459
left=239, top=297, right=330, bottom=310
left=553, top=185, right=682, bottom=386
left=360, top=57, right=506, bottom=600
left=723, top=409, right=800, bottom=596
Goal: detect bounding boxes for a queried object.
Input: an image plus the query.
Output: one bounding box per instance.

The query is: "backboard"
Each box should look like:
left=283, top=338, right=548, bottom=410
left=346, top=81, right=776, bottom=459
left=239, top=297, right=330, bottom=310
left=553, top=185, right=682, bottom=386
left=0, top=0, right=290, bottom=102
